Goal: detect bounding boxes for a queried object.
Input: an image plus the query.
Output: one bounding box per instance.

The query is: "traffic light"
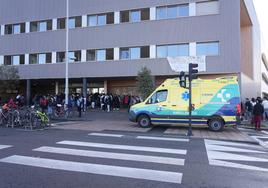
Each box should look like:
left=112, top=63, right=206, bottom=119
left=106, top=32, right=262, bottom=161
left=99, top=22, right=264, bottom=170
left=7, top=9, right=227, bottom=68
left=179, top=71, right=187, bottom=88
left=189, top=63, right=198, bottom=81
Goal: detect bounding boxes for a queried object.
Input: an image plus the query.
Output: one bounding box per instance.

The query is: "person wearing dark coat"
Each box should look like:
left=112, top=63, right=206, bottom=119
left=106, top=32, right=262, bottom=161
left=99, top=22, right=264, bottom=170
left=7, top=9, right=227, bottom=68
left=253, top=99, right=264, bottom=131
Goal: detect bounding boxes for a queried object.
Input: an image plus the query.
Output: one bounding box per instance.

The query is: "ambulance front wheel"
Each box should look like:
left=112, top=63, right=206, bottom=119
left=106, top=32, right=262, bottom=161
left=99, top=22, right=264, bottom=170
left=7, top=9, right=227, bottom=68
left=208, top=118, right=224, bottom=132
left=138, top=115, right=151, bottom=128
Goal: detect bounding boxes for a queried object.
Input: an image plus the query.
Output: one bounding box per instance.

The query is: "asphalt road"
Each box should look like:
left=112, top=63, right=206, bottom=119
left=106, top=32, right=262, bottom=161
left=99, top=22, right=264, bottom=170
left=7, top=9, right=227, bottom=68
left=0, top=127, right=268, bottom=188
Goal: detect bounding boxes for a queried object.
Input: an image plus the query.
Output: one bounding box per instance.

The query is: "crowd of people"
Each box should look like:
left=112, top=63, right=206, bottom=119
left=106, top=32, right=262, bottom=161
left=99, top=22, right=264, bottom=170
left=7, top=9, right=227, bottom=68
left=242, top=97, right=268, bottom=131
left=0, top=93, right=142, bottom=118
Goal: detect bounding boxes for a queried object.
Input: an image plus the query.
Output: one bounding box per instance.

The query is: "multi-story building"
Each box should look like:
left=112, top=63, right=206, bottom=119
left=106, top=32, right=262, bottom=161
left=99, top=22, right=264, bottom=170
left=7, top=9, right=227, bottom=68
left=0, top=0, right=265, bottom=103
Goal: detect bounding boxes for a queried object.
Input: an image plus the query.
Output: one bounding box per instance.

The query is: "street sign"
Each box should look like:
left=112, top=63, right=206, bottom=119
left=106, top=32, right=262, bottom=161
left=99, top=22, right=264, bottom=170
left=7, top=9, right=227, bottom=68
left=167, top=56, right=206, bottom=72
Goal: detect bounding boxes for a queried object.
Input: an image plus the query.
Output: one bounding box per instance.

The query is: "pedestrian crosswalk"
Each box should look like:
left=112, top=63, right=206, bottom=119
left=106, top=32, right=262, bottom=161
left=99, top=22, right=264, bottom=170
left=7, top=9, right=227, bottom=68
left=238, top=128, right=268, bottom=148
left=0, top=133, right=188, bottom=184
left=205, top=139, right=268, bottom=172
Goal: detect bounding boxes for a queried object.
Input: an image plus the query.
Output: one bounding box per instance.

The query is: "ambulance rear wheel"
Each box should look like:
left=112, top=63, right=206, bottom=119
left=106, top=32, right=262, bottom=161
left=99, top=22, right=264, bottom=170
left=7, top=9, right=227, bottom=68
left=208, top=118, right=224, bottom=132
left=138, top=115, right=151, bottom=128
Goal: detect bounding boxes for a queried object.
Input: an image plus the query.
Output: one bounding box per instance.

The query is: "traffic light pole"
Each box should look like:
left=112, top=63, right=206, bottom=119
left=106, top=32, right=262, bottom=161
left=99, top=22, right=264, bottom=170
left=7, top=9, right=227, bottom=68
left=187, top=75, right=193, bottom=136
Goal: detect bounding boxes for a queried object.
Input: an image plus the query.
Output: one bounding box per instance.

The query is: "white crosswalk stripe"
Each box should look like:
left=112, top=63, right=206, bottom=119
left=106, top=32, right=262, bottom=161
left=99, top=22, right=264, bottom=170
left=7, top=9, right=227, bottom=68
left=57, top=140, right=187, bottom=155
left=88, top=132, right=189, bottom=142
left=0, top=155, right=182, bottom=184
left=34, top=146, right=185, bottom=165
left=0, top=135, right=188, bottom=184
left=205, top=139, right=268, bottom=172
left=0, top=145, right=12, bottom=150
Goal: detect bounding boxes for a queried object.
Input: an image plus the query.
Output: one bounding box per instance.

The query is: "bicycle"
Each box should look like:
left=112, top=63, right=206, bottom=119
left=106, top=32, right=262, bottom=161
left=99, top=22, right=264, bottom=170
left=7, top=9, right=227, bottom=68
left=31, top=108, right=50, bottom=129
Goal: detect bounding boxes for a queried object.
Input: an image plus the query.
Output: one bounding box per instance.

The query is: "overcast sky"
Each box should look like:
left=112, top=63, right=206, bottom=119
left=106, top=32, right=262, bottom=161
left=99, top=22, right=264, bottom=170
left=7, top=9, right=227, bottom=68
left=253, top=0, right=268, bottom=50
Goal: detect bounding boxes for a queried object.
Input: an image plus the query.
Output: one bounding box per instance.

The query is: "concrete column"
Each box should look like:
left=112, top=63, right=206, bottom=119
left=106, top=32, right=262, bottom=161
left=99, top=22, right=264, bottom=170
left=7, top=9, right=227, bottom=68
left=52, top=52, right=57, bottom=63
left=52, top=18, right=57, bottom=30
left=150, top=7, right=156, bottom=20
left=0, top=55, right=3, bottom=65
left=114, top=47, right=120, bottom=60
left=25, top=22, right=30, bottom=33
left=25, top=54, right=29, bottom=65
left=55, top=82, right=59, bottom=95
left=114, top=11, right=120, bottom=24
left=150, top=45, right=156, bottom=58
left=104, top=80, right=108, bottom=94
left=189, top=3, right=196, bottom=17
left=0, top=25, right=4, bottom=35
left=82, top=15, right=87, bottom=27
left=26, top=79, right=31, bottom=105
left=189, top=42, right=197, bottom=56
left=81, top=50, right=87, bottom=62
left=82, top=78, right=87, bottom=97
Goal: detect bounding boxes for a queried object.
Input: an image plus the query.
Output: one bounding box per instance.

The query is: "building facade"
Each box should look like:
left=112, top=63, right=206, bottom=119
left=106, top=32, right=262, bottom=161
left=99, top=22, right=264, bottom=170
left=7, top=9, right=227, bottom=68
left=0, top=0, right=264, bottom=102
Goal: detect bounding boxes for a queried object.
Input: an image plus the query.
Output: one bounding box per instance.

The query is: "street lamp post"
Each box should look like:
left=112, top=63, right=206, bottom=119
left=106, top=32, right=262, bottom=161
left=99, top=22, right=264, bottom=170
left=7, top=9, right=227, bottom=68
left=65, top=0, right=69, bottom=106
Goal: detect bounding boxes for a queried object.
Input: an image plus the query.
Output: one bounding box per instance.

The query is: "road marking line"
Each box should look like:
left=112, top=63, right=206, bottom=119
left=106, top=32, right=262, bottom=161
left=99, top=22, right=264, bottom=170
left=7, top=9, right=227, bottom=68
left=209, top=159, right=268, bottom=172
left=88, top=133, right=123, bottom=138
left=0, top=145, right=12, bottom=150
left=136, top=136, right=189, bottom=142
left=205, top=139, right=260, bottom=148
left=207, top=150, right=268, bottom=162
left=206, top=144, right=266, bottom=153
left=34, top=146, right=185, bottom=166
left=0, top=155, right=183, bottom=184
left=57, top=141, right=187, bottom=155
left=261, top=130, right=268, bottom=135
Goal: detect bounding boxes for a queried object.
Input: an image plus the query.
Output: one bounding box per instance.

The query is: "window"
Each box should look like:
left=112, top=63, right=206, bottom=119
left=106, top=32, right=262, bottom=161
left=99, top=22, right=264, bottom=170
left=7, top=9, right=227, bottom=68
left=130, top=47, right=140, bottom=59
left=178, top=44, right=189, bottom=56
left=141, top=8, right=150, bottom=21
left=30, top=22, right=38, bottom=32
left=13, top=24, right=21, bottom=34
left=97, top=15, right=106, bottom=25
left=196, top=42, right=219, bottom=56
left=156, top=7, right=166, bottom=20
left=4, top=56, right=12, bottom=65
left=68, top=51, right=81, bottom=62
left=141, top=46, right=150, bottom=58
left=19, top=55, right=25, bottom=65
left=157, top=4, right=189, bottom=19
left=157, top=46, right=167, bottom=58
left=12, top=56, right=20, bottom=65
left=29, top=54, right=38, bottom=64
left=57, top=52, right=65, bottom=63
left=130, top=10, right=141, bottom=22
left=196, top=0, right=219, bottom=16
left=37, top=54, right=46, bottom=64
left=46, top=53, right=52, bottom=63
left=87, top=50, right=95, bottom=61
left=106, top=48, right=114, bottom=60
left=5, top=25, right=12, bottom=34
left=167, top=6, right=177, bottom=18
left=147, top=90, right=168, bottom=104
left=106, top=12, right=114, bottom=24
left=157, top=44, right=189, bottom=58
left=178, top=5, right=189, bottom=16
left=120, top=11, right=129, bottom=23
left=47, top=20, right=52, bottom=30
left=167, top=45, right=178, bottom=57
left=68, top=18, right=76, bottom=29
left=20, top=23, right=25, bottom=33
left=39, top=22, right=47, bottom=32
left=120, top=48, right=130, bottom=59
left=74, top=51, right=81, bottom=62
left=96, top=50, right=106, bottom=61
left=57, top=18, right=66, bottom=29
left=88, top=15, right=97, bottom=26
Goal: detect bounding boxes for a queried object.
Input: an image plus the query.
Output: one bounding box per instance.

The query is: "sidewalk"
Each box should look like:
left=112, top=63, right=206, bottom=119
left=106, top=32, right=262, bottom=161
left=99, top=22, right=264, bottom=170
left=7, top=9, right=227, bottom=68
left=51, top=110, right=258, bottom=144
left=238, top=120, right=268, bottom=130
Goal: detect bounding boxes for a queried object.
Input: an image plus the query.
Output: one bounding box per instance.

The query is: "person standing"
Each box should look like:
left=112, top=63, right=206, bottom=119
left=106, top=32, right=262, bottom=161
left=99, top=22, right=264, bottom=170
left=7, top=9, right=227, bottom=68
left=76, top=95, right=82, bottom=118
left=253, top=99, right=264, bottom=131
left=244, top=98, right=253, bottom=121
left=262, top=97, right=268, bottom=121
